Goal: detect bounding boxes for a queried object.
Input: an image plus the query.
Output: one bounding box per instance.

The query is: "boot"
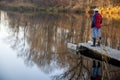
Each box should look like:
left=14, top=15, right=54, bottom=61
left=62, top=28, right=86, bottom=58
left=91, top=38, right=96, bottom=47
left=97, top=42, right=100, bottom=46
left=91, top=60, right=96, bottom=80
left=97, top=61, right=101, bottom=68
left=93, top=60, right=96, bottom=68
left=96, top=61, right=101, bottom=79
left=97, top=37, right=101, bottom=46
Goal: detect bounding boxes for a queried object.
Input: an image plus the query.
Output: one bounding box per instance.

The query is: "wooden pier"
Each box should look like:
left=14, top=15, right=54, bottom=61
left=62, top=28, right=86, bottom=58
left=67, top=42, right=120, bottom=67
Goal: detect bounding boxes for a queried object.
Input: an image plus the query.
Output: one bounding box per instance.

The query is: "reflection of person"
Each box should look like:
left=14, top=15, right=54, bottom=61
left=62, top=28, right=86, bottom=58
left=91, top=60, right=101, bottom=80
left=91, top=8, right=102, bottom=47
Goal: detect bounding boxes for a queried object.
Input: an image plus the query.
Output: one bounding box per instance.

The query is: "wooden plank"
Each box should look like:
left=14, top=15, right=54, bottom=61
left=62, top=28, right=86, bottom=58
left=67, top=42, right=120, bottom=67
left=78, top=43, right=120, bottom=61
left=78, top=43, right=120, bottom=67
left=67, top=43, right=77, bottom=51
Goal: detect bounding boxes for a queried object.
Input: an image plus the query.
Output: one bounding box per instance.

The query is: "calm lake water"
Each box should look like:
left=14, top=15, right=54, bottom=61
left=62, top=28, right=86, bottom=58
left=0, top=10, right=120, bottom=80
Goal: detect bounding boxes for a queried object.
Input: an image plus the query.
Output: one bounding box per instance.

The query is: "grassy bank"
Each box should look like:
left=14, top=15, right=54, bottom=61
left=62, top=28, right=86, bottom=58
left=0, top=1, right=38, bottom=12
left=0, top=1, right=85, bottom=13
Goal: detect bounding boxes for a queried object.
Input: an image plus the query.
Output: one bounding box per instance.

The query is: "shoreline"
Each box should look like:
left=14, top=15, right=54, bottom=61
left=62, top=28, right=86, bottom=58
left=0, top=3, right=87, bottom=14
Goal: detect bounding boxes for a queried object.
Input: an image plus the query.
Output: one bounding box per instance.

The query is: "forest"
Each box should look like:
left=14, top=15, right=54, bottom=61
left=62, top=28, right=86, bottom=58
left=0, top=0, right=120, bottom=12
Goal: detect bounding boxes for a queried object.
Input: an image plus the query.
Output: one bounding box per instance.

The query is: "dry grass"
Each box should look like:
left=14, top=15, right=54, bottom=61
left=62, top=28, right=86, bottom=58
left=0, top=1, right=36, bottom=8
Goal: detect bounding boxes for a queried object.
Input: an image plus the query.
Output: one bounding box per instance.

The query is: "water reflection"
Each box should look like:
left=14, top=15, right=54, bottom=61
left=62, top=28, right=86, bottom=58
left=0, top=10, right=120, bottom=80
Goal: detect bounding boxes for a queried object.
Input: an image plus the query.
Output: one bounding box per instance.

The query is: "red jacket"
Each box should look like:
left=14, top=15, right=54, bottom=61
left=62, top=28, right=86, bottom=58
left=91, top=13, right=102, bottom=28
left=94, top=13, right=102, bottom=28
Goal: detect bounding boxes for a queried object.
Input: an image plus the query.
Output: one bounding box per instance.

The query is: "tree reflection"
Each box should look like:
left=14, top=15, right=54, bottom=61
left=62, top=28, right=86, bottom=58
left=53, top=55, right=92, bottom=80
left=1, top=10, right=120, bottom=79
